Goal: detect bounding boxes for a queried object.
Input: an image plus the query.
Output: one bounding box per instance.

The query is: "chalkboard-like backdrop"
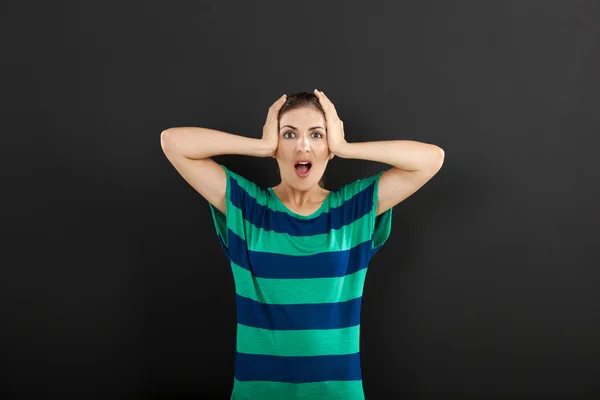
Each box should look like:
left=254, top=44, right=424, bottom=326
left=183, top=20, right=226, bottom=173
left=3, top=1, right=599, bottom=399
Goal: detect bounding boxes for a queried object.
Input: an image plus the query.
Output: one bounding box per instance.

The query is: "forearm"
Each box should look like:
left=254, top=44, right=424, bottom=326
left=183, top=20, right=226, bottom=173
left=160, top=127, right=271, bottom=159
left=335, top=140, right=444, bottom=171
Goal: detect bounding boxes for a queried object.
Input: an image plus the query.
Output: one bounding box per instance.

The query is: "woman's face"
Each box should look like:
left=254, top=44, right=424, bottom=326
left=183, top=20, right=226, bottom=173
left=276, top=106, right=332, bottom=188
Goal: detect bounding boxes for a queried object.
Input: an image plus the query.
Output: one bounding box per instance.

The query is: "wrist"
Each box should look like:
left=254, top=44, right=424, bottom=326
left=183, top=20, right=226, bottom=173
left=331, top=141, right=350, bottom=158
left=255, top=138, right=276, bottom=158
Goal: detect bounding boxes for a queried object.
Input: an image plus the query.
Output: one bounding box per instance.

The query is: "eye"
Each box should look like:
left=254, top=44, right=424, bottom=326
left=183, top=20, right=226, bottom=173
left=283, top=131, right=324, bottom=139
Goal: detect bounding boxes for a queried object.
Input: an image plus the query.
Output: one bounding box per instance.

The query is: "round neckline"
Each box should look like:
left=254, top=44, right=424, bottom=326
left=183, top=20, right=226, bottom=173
left=267, top=187, right=332, bottom=219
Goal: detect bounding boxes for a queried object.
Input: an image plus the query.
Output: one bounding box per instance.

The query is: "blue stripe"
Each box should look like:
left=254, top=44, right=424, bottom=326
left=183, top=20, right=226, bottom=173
left=247, top=239, right=372, bottom=279
left=229, top=174, right=375, bottom=236
left=220, top=174, right=378, bottom=279
left=236, top=294, right=362, bottom=330
left=227, top=227, right=373, bottom=279
left=234, top=351, right=362, bottom=383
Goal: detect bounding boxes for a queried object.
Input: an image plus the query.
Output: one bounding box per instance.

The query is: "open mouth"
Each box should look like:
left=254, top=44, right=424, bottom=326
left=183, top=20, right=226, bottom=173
left=294, top=161, right=312, bottom=176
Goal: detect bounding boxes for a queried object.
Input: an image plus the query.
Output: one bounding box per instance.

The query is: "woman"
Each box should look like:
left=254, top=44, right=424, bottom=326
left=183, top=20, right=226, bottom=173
left=160, top=89, right=445, bottom=399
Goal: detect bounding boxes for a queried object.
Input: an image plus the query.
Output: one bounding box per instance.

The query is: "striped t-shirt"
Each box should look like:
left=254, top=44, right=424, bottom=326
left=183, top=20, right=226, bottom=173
left=208, top=164, right=393, bottom=400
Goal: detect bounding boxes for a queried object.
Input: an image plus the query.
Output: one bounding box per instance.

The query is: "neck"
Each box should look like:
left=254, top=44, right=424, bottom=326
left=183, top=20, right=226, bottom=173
left=272, top=183, right=328, bottom=207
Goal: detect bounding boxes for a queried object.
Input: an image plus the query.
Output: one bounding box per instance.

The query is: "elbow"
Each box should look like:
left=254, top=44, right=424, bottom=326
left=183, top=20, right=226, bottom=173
left=160, top=129, right=175, bottom=152
left=161, top=128, right=173, bottom=139
left=434, top=147, right=445, bottom=169
left=425, top=146, right=445, bottom=171
left=437, top=147, right=445, bottom=162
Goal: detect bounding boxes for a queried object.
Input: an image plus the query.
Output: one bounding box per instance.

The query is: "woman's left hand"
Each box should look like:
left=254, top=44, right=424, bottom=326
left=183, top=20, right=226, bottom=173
left=314, top=89, right=348, bottom=155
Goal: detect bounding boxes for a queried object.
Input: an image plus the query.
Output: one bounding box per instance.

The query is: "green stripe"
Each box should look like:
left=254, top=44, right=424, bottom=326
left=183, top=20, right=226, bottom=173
left=210, top=169, right=390, bottom=255
left=213, top=167, right=382, bottom=253
left=232, top=378, right=365, bottom=400
left=236, top=323, right=360, bottom=356
left=231, top=262, right=367, bottom=304
left=226, top=203, right=374, bottom=255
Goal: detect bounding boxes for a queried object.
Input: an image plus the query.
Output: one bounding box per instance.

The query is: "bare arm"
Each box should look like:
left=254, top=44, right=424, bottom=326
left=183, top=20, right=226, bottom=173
left=160, top=127, right=272, bottom=217
left=160, top=127, right=273, bottom=160
left=160, top=96, right=285, bottom=216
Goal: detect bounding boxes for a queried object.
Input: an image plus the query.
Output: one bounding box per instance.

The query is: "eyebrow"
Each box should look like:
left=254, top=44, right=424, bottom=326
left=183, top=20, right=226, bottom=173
left=279, top=125, right=325, bottom=131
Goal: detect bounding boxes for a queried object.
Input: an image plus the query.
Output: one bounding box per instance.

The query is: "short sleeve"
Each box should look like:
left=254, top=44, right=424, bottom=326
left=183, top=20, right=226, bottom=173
left=207, top=164, right=264, bottom=255
left=347, top=170, right=393, bottom=258
left=370, top=171, right=393, bottom=255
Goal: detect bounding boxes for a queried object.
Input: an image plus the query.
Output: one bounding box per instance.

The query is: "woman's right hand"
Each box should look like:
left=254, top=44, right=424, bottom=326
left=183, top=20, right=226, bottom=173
left=261, top=94, right=287, bottom=158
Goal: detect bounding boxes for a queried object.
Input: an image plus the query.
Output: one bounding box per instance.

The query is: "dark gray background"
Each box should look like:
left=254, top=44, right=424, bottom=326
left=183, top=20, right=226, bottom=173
left=2, top=0, right=599, bottom=399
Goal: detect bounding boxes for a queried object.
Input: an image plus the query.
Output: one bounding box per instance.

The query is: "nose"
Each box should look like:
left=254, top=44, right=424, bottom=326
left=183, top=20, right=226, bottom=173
left=296, top=133, right=311, bottom=152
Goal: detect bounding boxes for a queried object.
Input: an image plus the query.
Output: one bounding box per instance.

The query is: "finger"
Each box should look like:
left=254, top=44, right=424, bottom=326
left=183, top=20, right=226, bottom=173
left=270, top=94, right=287, bottom=109
left=315, top=89, right=328, bottom=105
left=322, top=93, right=340, bottom=120
left=315, top=90, right=332, bottom=116
left=268, top=97, right=287, bottom=119
left=317, top=91, right=339, bottom=119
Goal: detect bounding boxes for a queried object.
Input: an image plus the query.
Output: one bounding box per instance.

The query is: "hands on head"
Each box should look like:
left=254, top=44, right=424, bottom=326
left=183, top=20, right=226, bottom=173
left=313, top=89, right=347, bottom=156
left=261, top=90, right=347, bottom=159
left=262, top=94, right=287, bottom=158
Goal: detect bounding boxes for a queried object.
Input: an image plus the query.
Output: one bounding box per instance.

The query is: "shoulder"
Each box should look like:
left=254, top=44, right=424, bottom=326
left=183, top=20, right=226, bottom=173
left=334, top=171, right=384, bottom=197
left=218, top=165, right=267, bottom=209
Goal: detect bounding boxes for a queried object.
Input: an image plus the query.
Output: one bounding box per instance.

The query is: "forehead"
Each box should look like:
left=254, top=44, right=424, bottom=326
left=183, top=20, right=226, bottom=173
left=280, top=107, right=324, bottom=126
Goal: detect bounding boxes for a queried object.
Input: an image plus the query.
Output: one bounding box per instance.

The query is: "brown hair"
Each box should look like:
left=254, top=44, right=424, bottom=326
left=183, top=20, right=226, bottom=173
left=277, top=91, right=327, bottom=188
